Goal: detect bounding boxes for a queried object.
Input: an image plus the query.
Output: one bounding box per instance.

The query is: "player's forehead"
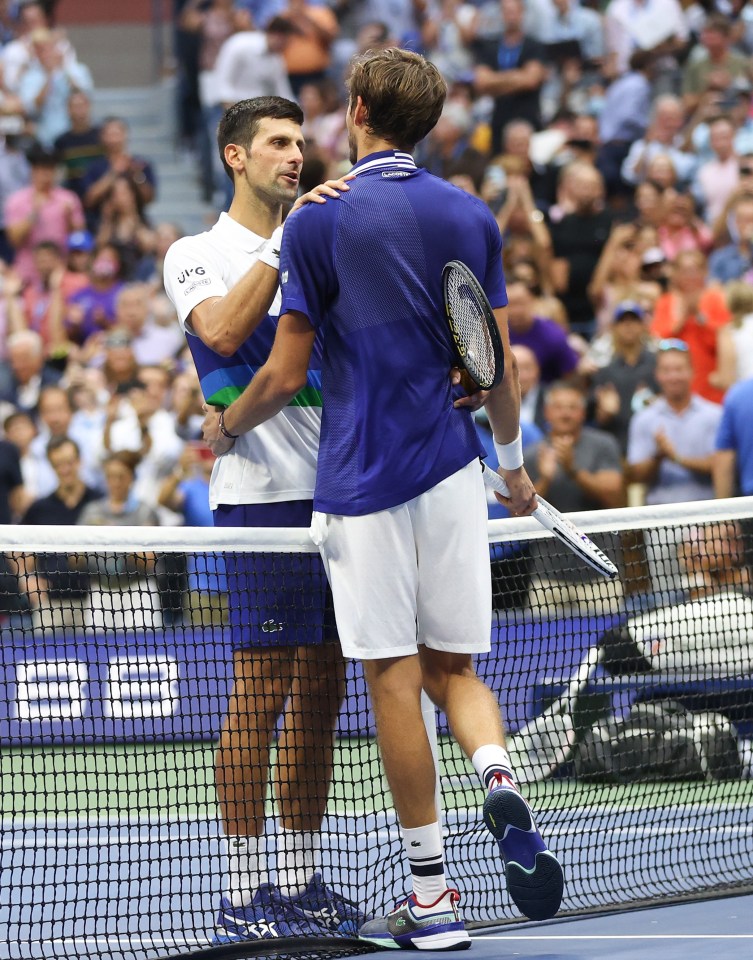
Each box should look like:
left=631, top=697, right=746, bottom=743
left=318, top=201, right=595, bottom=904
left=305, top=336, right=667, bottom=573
left=254, top=116, right=304, bottom=147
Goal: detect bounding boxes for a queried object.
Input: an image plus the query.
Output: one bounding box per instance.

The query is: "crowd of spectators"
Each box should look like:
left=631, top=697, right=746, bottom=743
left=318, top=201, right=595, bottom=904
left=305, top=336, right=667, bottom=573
left=4, top=0, right=753, bottom=623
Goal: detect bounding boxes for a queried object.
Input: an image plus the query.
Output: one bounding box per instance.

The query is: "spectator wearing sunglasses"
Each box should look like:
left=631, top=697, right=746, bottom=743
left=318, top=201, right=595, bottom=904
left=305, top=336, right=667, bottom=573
left=650, top=249, right=730, bottom=403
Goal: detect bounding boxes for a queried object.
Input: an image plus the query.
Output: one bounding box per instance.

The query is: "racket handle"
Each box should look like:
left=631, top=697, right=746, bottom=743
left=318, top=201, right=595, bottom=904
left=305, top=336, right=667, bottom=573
left=480, top=460, right=511, bottom=497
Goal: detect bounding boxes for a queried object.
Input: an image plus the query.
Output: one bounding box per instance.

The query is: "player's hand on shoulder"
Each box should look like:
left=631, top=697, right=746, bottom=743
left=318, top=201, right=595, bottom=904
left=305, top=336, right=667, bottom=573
left=290, top=173, right=355, bottom=213
left=495, top=466, right=537, bottom=517
left=201, top=404, right=234, bottom=457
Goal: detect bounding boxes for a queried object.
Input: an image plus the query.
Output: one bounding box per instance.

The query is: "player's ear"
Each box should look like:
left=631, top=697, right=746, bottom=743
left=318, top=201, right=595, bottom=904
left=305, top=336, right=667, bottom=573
left=224, top=142, right=246, bottom=176
left=351, top=96, right=368, bottom=128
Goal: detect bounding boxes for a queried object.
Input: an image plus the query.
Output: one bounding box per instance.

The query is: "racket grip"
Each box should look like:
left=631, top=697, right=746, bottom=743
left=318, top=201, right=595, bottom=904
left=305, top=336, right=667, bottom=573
left=480, top=460, right=511, bottom=497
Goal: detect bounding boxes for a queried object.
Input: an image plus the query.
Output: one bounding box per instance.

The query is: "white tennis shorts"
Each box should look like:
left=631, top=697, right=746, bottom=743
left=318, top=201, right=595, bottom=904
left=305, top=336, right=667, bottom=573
left=309, top=459, right=492, bottom=660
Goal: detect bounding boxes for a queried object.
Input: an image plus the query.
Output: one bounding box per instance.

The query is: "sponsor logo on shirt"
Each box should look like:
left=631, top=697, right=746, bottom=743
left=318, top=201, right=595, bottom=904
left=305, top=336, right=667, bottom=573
left=261, top=619, right=285, bottom=633
left=281, top=270, right=288, bottom=284
left=381, top=170, right=410, bottom=178
left=177, top=266, right=206, bottom=284
left=184, top=278, right=211, bottom=295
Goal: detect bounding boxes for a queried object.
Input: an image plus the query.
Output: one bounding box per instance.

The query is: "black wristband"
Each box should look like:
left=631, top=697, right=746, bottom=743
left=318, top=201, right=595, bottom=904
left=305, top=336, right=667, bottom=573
left=218, top=409, right=239, bottom=440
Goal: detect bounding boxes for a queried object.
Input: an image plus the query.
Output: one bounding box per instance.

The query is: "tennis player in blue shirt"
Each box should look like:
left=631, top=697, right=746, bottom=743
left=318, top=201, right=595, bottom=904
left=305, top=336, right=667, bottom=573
left=204, top=48, right=564, bottom=950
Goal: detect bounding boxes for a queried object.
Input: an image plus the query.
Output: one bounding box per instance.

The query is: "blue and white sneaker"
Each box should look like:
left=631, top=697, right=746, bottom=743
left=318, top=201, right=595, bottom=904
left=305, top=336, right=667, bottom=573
left=483, top=773, right=564, bottom=921
left=358, top=889, right=470, bottom=951
left=213, top=883, right=324, bottom=943
left=273, top=872, right=367, bottom=935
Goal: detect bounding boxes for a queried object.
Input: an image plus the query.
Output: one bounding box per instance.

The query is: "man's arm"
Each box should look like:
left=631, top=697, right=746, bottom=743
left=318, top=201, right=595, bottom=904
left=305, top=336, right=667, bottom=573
left=627, top=454, right=661, bottom=485
left=483, top=305, right=538, bottom=515
left=713, top=449, right=737, bottom=499
left=567, top=465, right=624, bottom=508
left=474, top=59, right=546, bottom=98
left=181, top=178, right=351, bottom=356
left=189, top=262, right=280, bottom=357
left=204, top=310, right=316, bottom=451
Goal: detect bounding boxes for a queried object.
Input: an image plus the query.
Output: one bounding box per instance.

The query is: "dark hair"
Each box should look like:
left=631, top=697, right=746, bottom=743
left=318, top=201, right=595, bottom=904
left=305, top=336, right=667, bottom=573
left=33, top=239, right=63, bottom=257
left=25, top=141, right=59, bottom=167
left=46, top=434, right=80, bottom=459
left=265, top=15, right=299, bottom=36
left=704, top=13, right=732, bottom=35
left=346, top=47, right=446, bottom=151
left=108, top=172, right=147, bottom=218
left=3, top=409, right=34, bottom=432
left=104, top=449, right=141, bottom=474
left=216, top=96, right=304, bottom=181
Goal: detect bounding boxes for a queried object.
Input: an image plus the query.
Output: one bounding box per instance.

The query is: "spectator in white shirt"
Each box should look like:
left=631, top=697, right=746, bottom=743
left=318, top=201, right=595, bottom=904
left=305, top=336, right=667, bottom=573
left=112, top=283, right=184, bottom=365
left=103, top=374, right=183, bottom=509
left=1, top=1, right=76, bottom=94
left=213, top=16, right=296, bottom=107
left=621, top=94, right=697, bottom=186
left=605, top=0, right=689, bottom=77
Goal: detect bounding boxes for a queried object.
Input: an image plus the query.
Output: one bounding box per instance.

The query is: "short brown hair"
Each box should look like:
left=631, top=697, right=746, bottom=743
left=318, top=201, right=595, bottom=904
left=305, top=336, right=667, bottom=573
left=346, top=47, right=446, bottom=151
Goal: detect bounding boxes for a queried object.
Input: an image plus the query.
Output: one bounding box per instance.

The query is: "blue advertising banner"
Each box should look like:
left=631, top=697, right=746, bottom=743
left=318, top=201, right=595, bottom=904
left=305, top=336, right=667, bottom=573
left=0, top=615, right=622, bottom=746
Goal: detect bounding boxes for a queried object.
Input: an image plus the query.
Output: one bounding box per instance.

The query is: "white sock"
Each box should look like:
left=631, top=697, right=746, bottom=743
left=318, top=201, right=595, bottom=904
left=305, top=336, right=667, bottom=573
left=471, top=744, right=517, bottom=791
left=276, top=828, right=319, bottom=897
left=403, top=822, right=447, bottom=904
left=226, top=835, right=267, bottom=908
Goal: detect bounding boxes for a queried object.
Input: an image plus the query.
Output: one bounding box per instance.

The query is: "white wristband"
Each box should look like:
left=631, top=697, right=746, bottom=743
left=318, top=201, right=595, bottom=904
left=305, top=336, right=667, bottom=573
left=494, top=429, right=524, bottom=470
left=258, top=224, right=284, bottom=269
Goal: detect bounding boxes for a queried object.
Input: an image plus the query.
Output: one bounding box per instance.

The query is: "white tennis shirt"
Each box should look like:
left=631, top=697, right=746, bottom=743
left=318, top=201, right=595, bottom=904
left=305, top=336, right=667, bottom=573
left=164, top=212, right=320, bottom=509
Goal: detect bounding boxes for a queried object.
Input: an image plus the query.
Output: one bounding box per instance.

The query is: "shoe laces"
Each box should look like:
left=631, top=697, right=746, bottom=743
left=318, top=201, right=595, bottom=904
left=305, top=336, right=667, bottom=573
left=398, top=888, right=462, bottom=910
left=490, top=771, right=516, bottom=790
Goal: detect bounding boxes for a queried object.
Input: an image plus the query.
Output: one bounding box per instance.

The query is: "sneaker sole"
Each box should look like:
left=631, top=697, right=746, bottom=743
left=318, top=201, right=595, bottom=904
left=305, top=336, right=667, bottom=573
left=359, top=930, right=472, bottom=951
left=483, top=788, right=564, bottom=921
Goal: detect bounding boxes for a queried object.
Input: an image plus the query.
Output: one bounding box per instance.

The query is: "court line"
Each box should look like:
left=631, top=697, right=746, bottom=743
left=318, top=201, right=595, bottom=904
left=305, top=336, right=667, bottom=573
left=4, top=802, right=751, bottom=829
left=45, top=938, right=210, bottom=947
left=44, top=934, right=753, bottom=947
left=480, top=935, right=753, bottom=941
left=4, top=820, right=751, bottom=849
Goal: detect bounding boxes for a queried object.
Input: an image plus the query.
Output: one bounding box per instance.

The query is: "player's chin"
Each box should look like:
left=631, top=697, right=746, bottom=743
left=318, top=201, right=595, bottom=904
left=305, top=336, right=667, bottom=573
left=279, top=176, right=300, bottom=197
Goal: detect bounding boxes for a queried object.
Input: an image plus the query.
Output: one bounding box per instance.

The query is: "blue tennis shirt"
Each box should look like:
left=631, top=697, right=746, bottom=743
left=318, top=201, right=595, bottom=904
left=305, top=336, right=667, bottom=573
left=280, top=150, right=508, bottom=516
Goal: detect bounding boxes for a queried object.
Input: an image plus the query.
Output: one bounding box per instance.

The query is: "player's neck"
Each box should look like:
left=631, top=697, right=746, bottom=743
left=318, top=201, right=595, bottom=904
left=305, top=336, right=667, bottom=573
left=354, top=136, right=409, bottom=163
left=227, top=191, right=282, bottom=239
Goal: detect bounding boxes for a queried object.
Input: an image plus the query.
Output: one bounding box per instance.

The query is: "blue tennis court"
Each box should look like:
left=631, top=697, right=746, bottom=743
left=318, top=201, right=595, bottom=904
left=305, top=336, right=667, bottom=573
left=3, top=794, right=752, bottom=959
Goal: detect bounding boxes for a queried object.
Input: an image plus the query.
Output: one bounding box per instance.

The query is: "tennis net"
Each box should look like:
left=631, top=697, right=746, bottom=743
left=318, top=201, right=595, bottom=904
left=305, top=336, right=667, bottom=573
left=1, top=496, right=753, bottom=959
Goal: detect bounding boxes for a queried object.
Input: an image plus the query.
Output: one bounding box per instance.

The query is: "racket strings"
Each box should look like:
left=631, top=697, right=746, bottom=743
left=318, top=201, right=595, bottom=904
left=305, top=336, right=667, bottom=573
left=446, top=273, right=498, bottom=389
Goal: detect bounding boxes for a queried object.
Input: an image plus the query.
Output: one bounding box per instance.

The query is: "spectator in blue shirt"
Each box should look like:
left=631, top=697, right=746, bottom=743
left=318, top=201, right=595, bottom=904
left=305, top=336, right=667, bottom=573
left=597, top=49, right=654, bottom=197
left=708, top=192, right=753, bottom=283
left=628, top=342, right=722, bottom=505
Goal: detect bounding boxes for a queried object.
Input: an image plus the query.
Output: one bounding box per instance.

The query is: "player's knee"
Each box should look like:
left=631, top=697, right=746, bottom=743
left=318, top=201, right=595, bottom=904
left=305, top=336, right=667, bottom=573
left=421, top=653, right=476, bottom=709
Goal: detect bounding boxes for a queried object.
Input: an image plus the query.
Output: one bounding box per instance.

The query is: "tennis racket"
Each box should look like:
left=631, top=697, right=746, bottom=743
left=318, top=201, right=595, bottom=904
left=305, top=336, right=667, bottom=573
left=442, top=259, right=618, bottom=580
left=483, top=462, right=617, bottom=578
left=443, top=259, right=505, bottom=390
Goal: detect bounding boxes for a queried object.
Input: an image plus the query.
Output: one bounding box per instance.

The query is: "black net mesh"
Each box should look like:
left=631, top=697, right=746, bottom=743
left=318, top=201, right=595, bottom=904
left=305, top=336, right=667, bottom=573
left=1, top=506, right=753, bottom=959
